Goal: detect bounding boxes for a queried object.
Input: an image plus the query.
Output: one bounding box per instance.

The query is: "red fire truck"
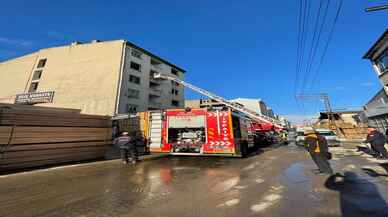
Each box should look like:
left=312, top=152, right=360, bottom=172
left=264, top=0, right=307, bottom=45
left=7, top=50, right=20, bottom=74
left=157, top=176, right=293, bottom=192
left=148, top=108, right=256, bottom=157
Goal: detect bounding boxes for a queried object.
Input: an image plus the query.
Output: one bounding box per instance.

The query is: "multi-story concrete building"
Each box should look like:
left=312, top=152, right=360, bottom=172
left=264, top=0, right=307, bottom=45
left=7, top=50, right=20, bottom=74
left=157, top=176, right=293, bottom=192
left=364, top=29, right=388, bottom=90
left=363, top=30, right=388, bottom=131
left=0, top=40, right=185, bottom=116
left=230, top=98, right=268, bottom=116
left=185, top=98, right=274, bottom=117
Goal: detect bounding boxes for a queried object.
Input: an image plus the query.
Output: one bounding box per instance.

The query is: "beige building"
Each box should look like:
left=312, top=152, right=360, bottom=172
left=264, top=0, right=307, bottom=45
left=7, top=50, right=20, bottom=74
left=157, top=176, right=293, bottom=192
left=230, top=98, right=269, bottom=116
left=0, top=40, right=185, bottom=116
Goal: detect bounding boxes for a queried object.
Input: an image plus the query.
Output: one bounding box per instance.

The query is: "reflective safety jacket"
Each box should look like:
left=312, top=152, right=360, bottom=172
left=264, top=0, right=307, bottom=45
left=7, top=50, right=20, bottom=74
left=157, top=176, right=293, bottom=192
left=305, top=134, right=329, bottom=154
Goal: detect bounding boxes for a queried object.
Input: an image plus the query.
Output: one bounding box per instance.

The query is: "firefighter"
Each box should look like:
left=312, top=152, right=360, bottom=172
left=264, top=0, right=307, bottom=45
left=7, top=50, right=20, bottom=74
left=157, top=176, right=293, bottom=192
left=113, top=132, right=138, bottom=164
left=365, top=128, right=388, bottom=159
left=304, top=129, right=333, bottom=175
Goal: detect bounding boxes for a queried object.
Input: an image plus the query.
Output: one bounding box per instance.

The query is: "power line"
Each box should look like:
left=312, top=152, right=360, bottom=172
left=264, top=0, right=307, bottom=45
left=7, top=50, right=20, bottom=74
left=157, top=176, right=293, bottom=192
left=301, top=0, right=331, bottom=93
left=297, top=0, right=311, bottom=94
left=308, top=0, right=344, bottom=92
left=294, top=0, right=304, bottom=95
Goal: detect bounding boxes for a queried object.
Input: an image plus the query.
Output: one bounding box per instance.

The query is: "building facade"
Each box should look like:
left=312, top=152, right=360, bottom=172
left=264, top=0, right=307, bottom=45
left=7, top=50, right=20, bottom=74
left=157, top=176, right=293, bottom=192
left=0, top=40, right=185, bottom=116
left=363, top=30, right=388, bottom=131
left=364, top=89, right=388, bottom=130
left=230, top=98, right=269, bottom=116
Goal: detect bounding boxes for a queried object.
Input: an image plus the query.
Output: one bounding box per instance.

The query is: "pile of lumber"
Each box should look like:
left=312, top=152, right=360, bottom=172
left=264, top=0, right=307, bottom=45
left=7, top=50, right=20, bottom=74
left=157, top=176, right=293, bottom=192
left=0, top=103, right=112, bottom=172
left=315, top=120, right=368, bottom=139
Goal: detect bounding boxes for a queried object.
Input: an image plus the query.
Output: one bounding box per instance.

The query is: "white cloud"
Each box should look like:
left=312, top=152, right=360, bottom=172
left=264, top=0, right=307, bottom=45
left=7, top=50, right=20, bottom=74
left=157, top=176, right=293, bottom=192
left=0, top=37, right=32, bottom=47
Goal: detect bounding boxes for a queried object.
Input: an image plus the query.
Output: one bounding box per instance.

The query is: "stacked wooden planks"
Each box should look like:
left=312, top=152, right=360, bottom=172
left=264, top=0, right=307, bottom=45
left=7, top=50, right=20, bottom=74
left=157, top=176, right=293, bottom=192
left=0, top=103, right=112, bottom=172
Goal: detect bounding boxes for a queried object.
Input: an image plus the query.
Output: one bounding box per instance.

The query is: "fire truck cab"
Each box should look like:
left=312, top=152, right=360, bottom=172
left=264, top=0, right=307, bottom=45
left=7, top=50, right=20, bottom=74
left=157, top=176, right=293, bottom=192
left=149, top=108, right=255, bottom=157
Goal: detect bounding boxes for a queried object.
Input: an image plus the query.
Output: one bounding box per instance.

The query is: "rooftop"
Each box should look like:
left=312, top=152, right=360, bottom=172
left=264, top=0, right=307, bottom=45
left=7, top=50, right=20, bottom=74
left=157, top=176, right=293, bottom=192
left=0, top=39, right=186, bottom=72
left=363, top=29, right=388, bottom=60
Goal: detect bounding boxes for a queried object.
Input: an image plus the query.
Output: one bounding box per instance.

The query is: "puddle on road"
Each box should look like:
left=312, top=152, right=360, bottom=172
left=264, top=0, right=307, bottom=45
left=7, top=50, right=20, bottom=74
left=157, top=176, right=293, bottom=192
left=282, top=163, right=309, bottom=184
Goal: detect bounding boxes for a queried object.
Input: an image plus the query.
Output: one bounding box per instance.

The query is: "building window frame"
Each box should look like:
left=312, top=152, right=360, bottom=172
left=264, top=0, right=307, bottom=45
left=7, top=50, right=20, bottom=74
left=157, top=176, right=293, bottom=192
left=37, top=59, right=47, bottom=68
left=129, top=75, right=141, bottom=84
left=126, top=104, right=138, bottom=113
left=131, top=49, right=142, bottom=59
left=376, top=49, right=388, bottom=75
left=130, top=61, right=141, bottom=72
left=32, top=70, right=43, bottom=81
left=171, top=88, right=179, bottom=95
left=171, top=100, right=180, bottom=107
left=127, top=88, right=140, bottom=99
left=28, top=82, right=39, bottom=93
left=171, top=68, right=179, bottom=76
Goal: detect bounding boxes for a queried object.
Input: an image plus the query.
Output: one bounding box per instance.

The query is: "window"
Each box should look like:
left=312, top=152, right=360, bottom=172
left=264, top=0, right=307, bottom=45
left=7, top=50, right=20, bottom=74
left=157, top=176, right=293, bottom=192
left=37, top=59, right=47, bottom=68
left=130, top=61, right=141, bottom=71
left=28, top=82, right=39, bottom=93
left=129, top=75, right=140, bottom=84
left=127, top=88, right=140, bottom=99
left=126, top=104, right=138, bottom=113
left=171, top=68, right=179, bottom=76
left=171, top=89, right=179, bottom=95
left=171, top=80, right=180, bottom=86
left=171, top=100, right=179, bottom=107
left=151, top=59, right=161, bottom=66
left=376, top=50, right=388, bottom=74
left=131, top=49, right=142, bottom=59
left=32, top=70, right=43, bottom=80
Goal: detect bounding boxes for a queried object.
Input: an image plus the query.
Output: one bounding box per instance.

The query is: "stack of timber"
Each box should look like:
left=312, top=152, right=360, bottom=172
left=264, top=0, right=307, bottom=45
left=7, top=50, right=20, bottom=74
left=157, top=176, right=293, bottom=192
left=0, top=103, right=112, bottom=172
left=315, top=120, right=368, bottom=139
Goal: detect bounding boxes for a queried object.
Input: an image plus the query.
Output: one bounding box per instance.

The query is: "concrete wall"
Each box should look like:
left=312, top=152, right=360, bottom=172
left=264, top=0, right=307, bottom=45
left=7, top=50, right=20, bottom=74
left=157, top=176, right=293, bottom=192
left=0, top=40, right=124, bottom=115
left=0, top=53, right=37, bottom=103
left=34, top=41, right=124, bottom=115
left=0, top=40, right=185, bottom=116
left=231, top=98, right=268, bottom=115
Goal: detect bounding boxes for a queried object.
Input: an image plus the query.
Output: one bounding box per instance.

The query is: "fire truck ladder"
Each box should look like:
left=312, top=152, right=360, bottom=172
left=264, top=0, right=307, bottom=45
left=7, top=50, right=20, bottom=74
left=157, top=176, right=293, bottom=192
left=153, top=73, right=283, bottom=128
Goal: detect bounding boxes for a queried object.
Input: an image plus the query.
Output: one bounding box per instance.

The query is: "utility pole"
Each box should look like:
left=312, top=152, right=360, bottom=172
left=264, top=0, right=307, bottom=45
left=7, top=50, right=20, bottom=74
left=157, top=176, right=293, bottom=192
left=365, top=4, right=388, bottom=12
left=295, top=93, right=337, bottom=131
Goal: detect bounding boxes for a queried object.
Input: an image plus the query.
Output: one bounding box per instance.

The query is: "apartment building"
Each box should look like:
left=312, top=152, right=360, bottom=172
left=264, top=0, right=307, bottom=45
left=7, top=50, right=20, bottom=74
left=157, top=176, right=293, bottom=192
left=363, top=30, right=388, bottom=131
left=0, top=40, right=185, bottom=116
left=185, top=98, right=274, bottom=117
left=230, top=98, right=269, bottom=116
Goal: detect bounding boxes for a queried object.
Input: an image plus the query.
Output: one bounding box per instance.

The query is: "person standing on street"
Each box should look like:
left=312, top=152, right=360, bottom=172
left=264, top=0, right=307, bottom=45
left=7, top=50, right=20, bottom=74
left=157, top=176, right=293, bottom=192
left=305, top=129, right=333, bottom=175
left=113, top=132, right=138, bottom=164
left=365, top=128, right=388, bottom=159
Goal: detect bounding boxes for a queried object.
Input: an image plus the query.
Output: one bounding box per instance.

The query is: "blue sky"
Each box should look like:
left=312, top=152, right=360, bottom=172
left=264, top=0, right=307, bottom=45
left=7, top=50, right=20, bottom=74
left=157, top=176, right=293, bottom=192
left=0, top=0, right=387, bottom=122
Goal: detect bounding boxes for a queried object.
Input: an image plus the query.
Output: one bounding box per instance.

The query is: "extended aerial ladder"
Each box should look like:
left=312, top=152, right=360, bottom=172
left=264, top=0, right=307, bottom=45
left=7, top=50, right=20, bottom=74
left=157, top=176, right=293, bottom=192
left=154, top=73, right=283, bottom=129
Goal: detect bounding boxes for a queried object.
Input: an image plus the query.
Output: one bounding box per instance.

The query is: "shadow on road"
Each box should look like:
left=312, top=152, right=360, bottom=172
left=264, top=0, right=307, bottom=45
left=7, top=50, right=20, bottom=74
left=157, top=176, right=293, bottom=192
left=356, top=145, right=374, bottom=156
left=324, top=172, right=388, bottom=217
left=362, top=168, right=388, bottom=177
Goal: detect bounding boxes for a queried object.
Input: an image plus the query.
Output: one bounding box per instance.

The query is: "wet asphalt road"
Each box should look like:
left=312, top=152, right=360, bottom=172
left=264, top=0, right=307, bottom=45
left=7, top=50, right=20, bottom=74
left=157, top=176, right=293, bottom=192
left=1, top=143, right=388, bottom=217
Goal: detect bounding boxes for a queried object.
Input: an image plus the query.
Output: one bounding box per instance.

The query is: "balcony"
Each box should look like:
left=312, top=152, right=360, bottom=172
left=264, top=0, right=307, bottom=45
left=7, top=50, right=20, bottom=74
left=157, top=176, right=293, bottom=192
left=149, top=88, right=162, bottom=97
left=149, top=99, right=162, bottom=108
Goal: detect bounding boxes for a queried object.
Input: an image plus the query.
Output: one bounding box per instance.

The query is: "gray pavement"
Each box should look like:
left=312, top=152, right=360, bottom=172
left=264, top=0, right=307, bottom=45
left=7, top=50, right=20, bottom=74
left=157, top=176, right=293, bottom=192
left=1, top=143, right=388, bottom=217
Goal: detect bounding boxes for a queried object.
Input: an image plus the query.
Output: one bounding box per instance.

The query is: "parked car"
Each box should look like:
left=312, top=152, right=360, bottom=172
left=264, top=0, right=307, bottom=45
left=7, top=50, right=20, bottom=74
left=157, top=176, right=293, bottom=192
left=295, top=128, right=306, bottom=146
left=315, top=128, right=340, bottom=147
